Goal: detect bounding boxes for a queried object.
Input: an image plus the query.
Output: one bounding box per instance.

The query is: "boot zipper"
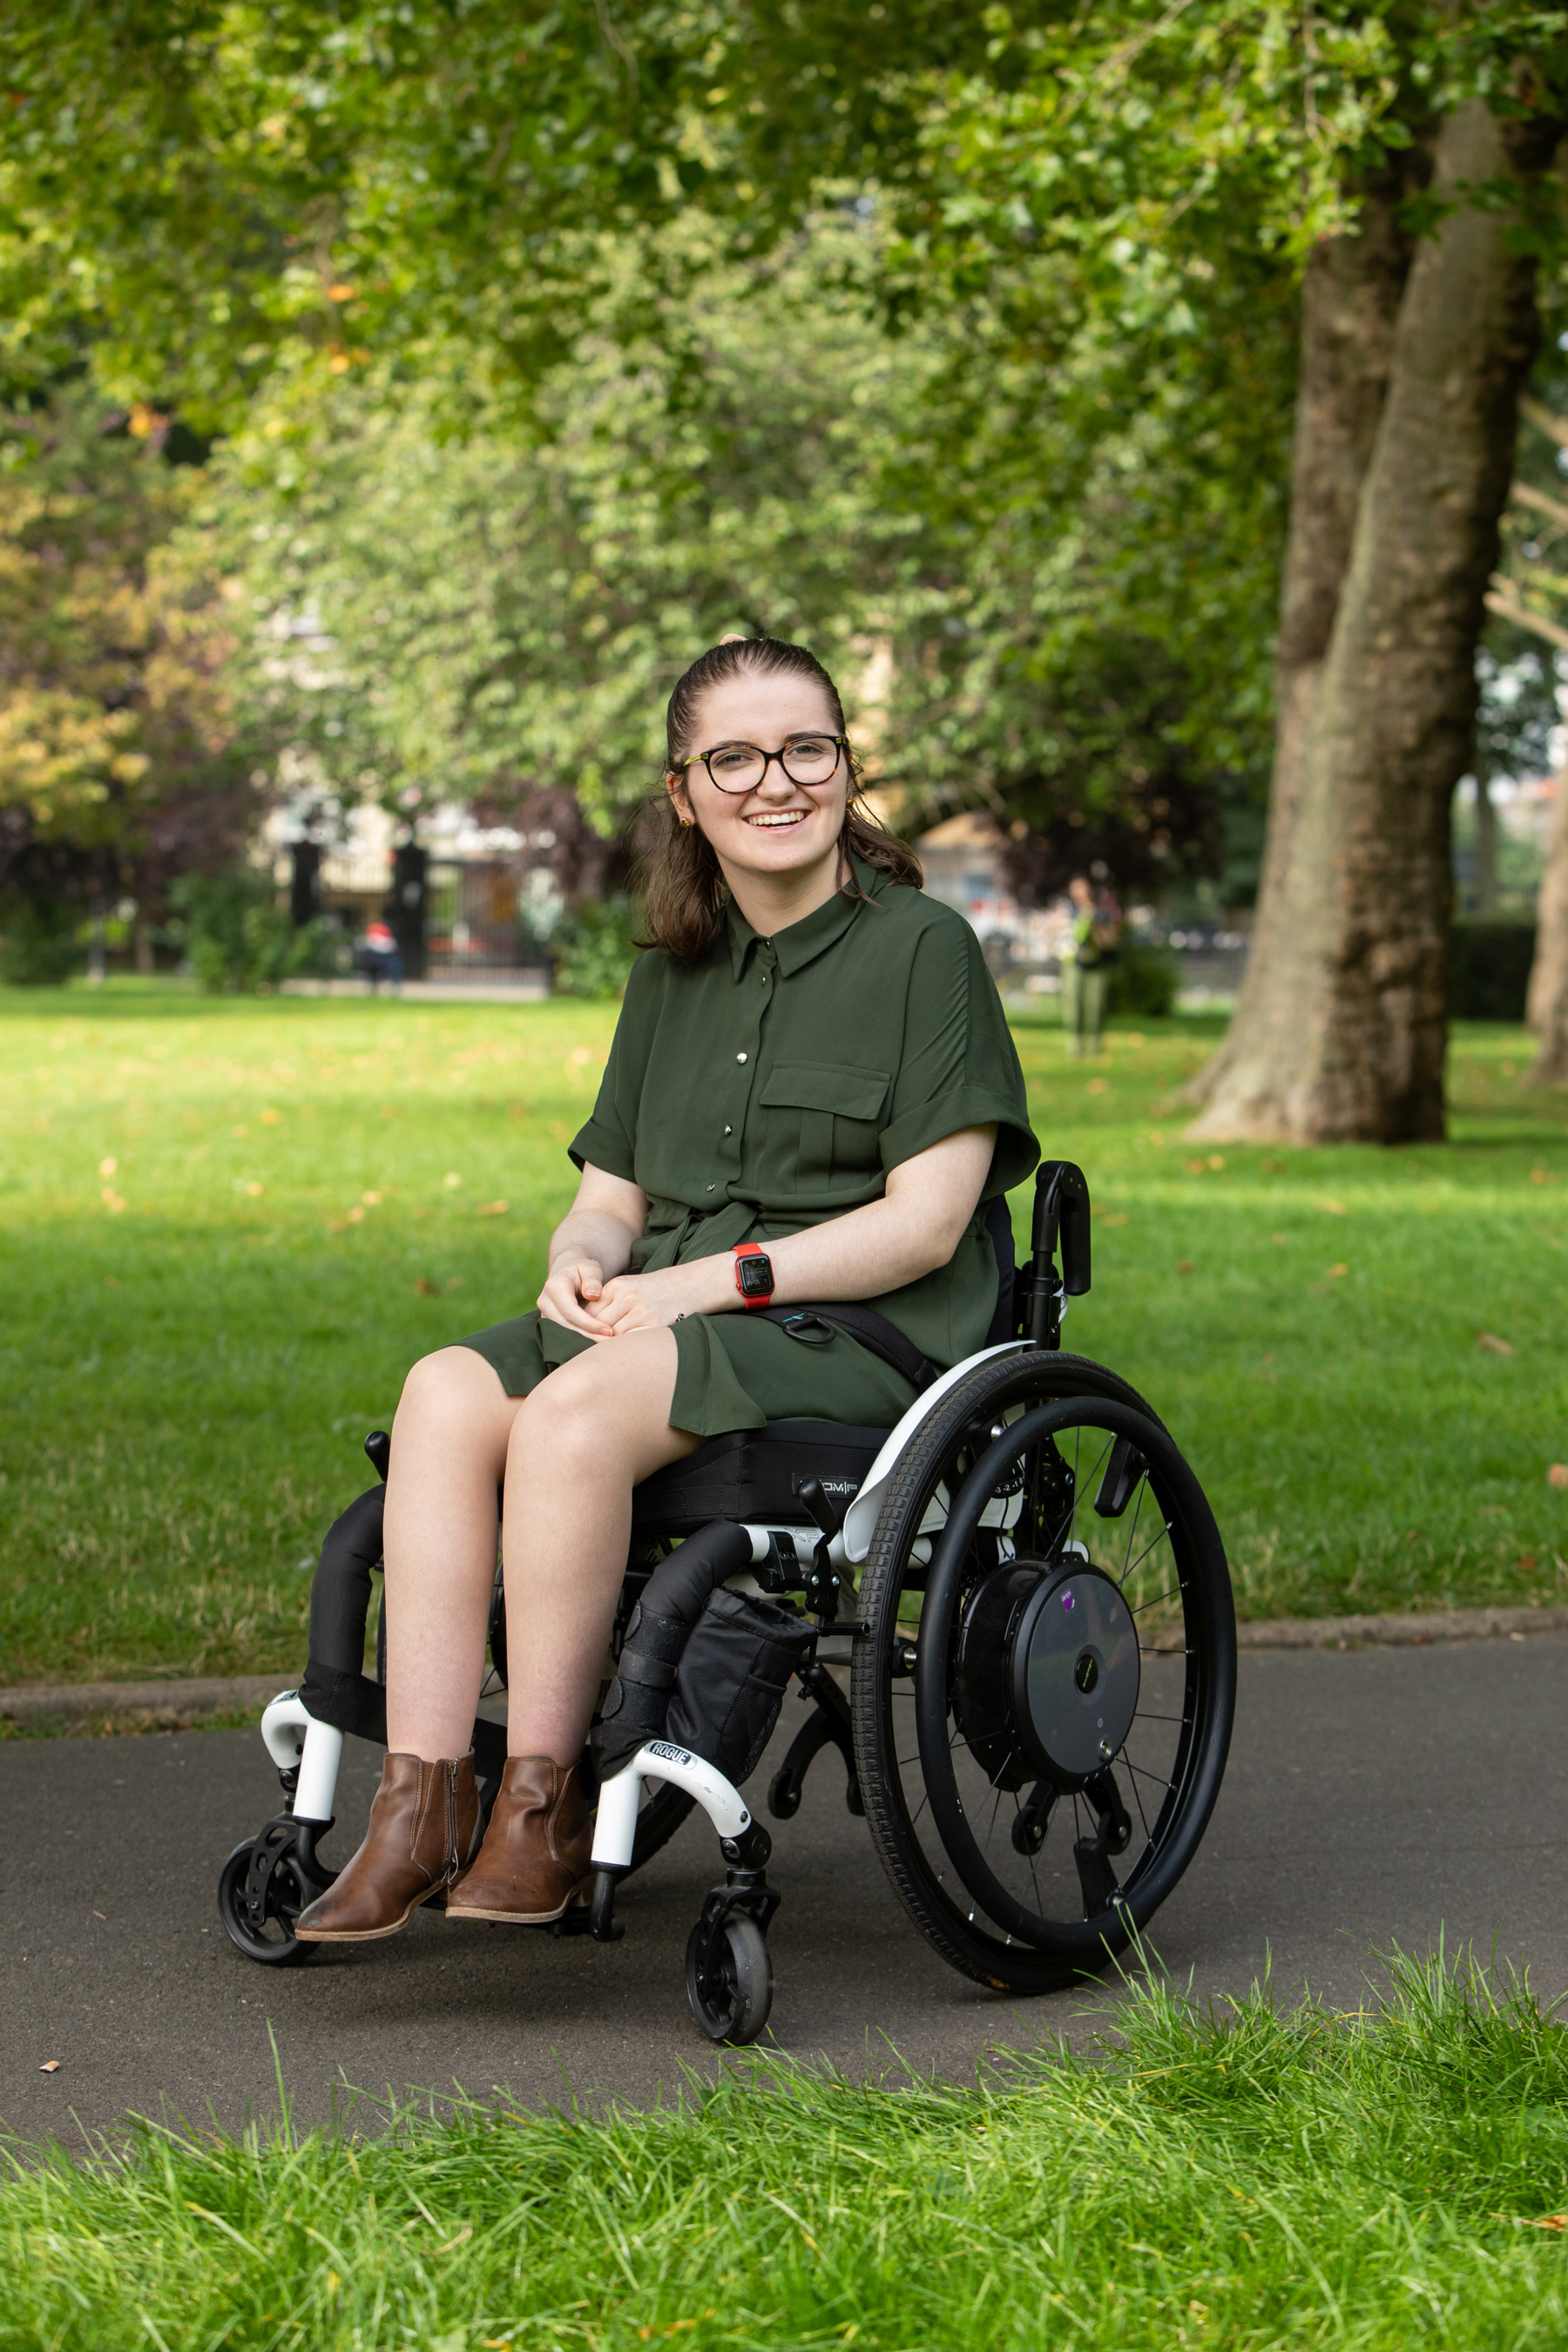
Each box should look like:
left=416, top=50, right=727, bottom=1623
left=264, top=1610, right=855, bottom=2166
left=443, top=1761, right=458, bottom=1882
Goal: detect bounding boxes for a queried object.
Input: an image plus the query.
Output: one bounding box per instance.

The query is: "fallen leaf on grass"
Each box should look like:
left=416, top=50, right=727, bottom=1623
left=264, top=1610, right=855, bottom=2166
left=1206, top=1153, right=1225, bottom=1171
left=443, top=1172, right=463, bottom=1188
left=476, top=1200, right=510, bottom=1217
left=414, top=1277, right=437, bottom=1295
left=1102, top=1212, right=1128, bottom=1227
left=1549, top=1464, right=1568, bottom=1489
left=98, top=1154, right=117, bottom=1176
left=1177, top=1260, right=1194, bottom=1274
left=1477, top=1331, right=1516, bottom=1355
left=260, top=1106, right=280, bottom=1125
left=244, top=1180, right=265, bottom=1198
left=39, top=2060, right=60, bottom=2074
left=445, top=1275, right=465, bottom=1290
left=347, top=1206, right=366, bottom=1223
left=1325, top=1262, right=1348, bottom=1280
left=1314, top=1196, right=1348, bottom=1215
left=1085, top=1078, right=1109, bottom=1095
left=362, top=1190, right=382, bottom=1206
left=1528, top=2214, right=1568, bottom=2230
left=101, top=1187, right=125, bottom=1213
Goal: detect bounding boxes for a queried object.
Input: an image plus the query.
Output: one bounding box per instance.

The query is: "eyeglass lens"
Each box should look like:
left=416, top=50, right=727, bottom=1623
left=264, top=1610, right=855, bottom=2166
left=706, top=736, right=841, bottom=793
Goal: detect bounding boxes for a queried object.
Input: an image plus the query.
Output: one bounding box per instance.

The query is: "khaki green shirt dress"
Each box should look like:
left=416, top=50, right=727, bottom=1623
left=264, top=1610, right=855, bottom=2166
left=460, top=862, right=1039, bottom=1437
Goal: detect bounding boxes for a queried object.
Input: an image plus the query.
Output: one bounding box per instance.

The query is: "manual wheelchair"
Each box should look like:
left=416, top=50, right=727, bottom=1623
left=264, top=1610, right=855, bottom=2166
left=220, top=1158, right=1236, bottom=2046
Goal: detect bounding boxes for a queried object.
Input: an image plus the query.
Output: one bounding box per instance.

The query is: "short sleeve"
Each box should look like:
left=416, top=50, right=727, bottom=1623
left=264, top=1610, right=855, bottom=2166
left=878, top=914, right=1038, bottom=1195
left=568, top=954, right=660, bottom=1181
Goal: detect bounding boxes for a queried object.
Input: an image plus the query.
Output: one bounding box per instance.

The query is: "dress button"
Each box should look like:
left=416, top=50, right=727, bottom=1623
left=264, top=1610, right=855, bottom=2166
left=706, top=1182, right=715, bottom=1192
left=736, top=1051, right=747, bottom=1063
left=724, top=1125, right=732, bottom=1136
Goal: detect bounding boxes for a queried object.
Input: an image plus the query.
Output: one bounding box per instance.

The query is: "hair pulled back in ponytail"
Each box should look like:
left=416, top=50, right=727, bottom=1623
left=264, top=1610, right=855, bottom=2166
left=639, top=635, right=923, bottom=963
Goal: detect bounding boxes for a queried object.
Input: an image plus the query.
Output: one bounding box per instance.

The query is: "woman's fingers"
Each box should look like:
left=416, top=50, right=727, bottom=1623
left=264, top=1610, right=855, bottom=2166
left=537, top=1262, right=615, bottom=1335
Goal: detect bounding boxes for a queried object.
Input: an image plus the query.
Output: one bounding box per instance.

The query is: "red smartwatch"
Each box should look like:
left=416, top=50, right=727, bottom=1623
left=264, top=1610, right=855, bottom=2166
left=733, top=1242, right=775, bottom=1308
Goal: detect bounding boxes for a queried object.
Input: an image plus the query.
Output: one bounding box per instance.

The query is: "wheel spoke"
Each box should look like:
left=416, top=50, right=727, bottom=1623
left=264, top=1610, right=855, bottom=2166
left=1119, top=1471, right=1150, bottom=1577
left=1125, top=1523, right=1177, bottom=1583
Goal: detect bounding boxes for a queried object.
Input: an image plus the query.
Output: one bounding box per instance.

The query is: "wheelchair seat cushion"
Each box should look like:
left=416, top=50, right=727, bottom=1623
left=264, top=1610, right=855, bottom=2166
left=631, top=1419, right=891, bottom=1538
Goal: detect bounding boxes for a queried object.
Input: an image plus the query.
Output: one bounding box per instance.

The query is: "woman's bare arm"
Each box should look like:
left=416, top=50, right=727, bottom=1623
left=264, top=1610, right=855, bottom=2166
left=536, top=1164, right=649, bottom=1336
left=591, top=1125, right=997, bottom=1335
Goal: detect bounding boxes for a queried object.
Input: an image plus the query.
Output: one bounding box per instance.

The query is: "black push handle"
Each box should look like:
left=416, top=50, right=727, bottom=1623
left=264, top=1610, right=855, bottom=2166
left=1032, top=1159, right=1092, bottom=1297
left=1020, top=1159, right=1092, bottom=1348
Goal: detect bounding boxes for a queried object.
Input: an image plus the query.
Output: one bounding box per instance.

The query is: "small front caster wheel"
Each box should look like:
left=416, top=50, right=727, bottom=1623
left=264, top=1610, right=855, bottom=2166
left=685, top=1915, right=773, bottom=2046
left=217, top=1835, right=317, bottom=1966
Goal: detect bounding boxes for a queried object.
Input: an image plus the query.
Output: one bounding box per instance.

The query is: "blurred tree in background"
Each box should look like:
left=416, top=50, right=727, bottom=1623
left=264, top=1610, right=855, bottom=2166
left=0, top=392, right=267, bottom=964
left=2, top=3, right=1566, bottom=1141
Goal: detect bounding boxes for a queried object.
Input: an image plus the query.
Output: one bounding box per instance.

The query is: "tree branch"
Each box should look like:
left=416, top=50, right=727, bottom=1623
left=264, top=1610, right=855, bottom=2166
left=1485, top=580, right=1568, bottom=652
left=1511, top=480, right=1568, bottom=533
left=1520, top=395, right=1568, bottom=452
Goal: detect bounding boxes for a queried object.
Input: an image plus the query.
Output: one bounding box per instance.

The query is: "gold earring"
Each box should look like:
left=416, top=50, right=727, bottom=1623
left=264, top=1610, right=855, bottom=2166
left=679, top=814, right=695, bottom=828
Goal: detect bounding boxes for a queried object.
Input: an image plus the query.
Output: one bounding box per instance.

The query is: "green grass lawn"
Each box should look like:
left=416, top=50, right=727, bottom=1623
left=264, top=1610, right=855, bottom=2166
left=3, top=1953, right=1565, bottom=2349
left=1, top=980, right=1565, bottom=1686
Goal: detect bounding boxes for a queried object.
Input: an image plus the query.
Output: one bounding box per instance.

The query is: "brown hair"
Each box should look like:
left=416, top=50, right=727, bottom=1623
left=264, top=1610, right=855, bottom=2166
left=639, top=636, right=923, bottom=962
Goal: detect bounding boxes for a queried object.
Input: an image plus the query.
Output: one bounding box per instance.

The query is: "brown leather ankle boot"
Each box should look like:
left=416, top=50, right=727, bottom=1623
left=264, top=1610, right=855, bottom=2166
left=294, top=1753, right=480, bottom=1942
left=445, top=1755, right=593, bottom=1924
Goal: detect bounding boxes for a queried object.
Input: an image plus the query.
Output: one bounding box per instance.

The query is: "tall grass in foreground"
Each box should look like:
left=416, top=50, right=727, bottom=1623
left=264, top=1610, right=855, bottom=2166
left=4, top=1951, right=1566, bottom=2349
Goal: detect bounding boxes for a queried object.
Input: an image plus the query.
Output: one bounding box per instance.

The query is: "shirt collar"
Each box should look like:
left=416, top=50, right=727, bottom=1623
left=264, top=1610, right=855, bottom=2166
left=727, top=856, right=887, bottom=980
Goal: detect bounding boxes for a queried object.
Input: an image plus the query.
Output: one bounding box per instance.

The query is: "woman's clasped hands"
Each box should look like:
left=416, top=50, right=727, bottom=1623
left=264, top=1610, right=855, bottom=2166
left=536, top=1254, right=736, bottom=1340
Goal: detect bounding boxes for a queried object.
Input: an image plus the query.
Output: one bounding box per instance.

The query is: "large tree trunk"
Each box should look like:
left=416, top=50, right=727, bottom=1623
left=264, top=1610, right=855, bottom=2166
left=1189, top=100, right=1561, bottom=1143
left=1183, top=172, right=1411, bottom=1107
left=1528, top=772, right=1568, bottom=1080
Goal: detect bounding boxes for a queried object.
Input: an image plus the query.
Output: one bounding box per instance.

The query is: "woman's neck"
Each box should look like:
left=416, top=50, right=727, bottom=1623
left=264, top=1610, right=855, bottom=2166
left=719, top=844, right=847, bottom=939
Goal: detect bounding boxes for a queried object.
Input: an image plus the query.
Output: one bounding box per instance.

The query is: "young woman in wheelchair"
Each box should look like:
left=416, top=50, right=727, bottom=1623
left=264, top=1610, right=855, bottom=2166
left=296, top=635, right=1037, bottom=1944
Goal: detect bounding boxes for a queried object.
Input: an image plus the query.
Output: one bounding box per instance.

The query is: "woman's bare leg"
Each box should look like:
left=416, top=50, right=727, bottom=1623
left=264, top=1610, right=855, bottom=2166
left=382, top=1346, right=521, bottom=1758
left=502, top=1328, right=700, bottom=1765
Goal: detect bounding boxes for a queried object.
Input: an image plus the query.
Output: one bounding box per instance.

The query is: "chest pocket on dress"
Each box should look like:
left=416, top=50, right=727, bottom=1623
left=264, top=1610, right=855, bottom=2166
left=759, top=1061, right=890, bottom=1192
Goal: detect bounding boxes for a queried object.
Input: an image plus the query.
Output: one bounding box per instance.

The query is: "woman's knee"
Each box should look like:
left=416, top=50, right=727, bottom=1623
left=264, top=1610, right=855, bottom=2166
left=395, top=1344, right=509, bottom=1432
left=507, top=1331, right=682, bottom=1483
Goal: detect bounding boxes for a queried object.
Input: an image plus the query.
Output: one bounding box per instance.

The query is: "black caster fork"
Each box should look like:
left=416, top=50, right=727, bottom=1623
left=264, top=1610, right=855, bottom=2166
left=217, top=1816, right=335, bottom=1966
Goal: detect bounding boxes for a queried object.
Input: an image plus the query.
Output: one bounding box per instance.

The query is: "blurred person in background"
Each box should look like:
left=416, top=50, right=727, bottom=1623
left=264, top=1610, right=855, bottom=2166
left=356, top=918, right=404, bottom=993
left=1061, top=874, right=1120, bottom=1058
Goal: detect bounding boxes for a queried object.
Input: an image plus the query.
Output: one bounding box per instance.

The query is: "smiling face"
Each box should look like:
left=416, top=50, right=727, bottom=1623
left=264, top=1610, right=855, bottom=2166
left=666, top=667, right=850, bottom=909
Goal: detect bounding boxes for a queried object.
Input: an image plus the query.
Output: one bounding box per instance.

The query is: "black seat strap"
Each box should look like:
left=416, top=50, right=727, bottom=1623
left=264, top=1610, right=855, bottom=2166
left=756, top=1302, right=937, bottom=1393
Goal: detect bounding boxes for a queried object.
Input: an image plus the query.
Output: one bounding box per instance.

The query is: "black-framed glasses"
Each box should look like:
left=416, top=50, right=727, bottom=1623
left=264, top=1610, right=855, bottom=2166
left=677, top=733, right=847, bottom=796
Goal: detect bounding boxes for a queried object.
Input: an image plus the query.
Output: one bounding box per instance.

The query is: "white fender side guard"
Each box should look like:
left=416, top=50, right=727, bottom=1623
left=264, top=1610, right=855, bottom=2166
left=841, top=1340, right=1034, bottom=1563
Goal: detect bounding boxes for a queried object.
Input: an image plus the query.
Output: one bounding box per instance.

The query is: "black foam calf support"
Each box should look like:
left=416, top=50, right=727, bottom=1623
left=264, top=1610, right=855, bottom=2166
left=308, top=1484, right=386, bottom=1673
left=595, top=1518, right=755, bottom=1777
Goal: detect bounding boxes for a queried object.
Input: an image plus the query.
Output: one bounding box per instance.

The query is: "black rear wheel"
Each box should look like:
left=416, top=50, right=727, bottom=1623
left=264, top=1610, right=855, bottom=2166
left=851, top=1351, right=1234, bottom=1996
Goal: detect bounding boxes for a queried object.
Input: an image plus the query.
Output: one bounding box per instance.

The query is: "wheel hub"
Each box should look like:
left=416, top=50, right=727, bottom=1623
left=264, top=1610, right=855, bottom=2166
left=954, top=1559, right=1139, bottom=1788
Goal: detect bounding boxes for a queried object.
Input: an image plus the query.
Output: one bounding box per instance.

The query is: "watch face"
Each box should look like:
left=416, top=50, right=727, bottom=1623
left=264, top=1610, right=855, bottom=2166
left=737, top=1252, right=773, bottom=1298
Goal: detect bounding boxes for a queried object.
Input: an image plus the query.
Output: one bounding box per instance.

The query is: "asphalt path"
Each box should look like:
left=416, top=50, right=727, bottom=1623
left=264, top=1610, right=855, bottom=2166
left=4, top=1634, right=1566, bottom=2146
